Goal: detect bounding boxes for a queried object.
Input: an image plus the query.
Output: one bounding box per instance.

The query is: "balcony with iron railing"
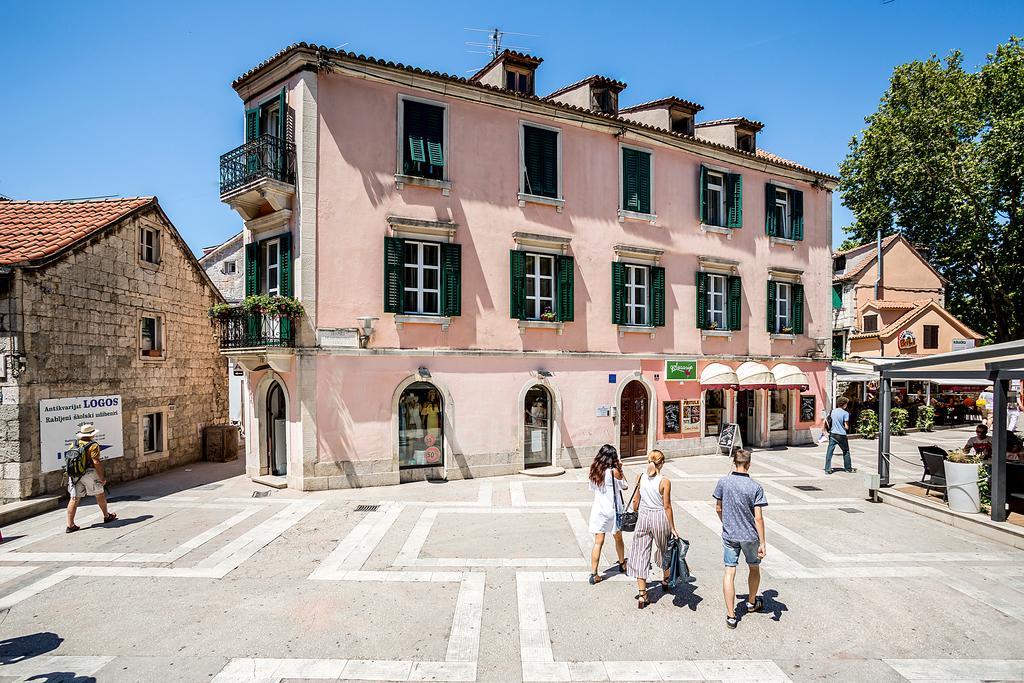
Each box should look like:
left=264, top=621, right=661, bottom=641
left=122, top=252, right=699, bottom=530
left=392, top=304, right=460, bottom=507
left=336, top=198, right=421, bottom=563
left=215, top=307, right=295, bottom=351
left=219, top=134, right=297, bottom=222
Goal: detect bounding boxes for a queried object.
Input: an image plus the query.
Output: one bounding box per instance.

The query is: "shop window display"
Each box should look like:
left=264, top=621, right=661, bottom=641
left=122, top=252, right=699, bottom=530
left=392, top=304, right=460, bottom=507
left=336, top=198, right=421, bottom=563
left=704, top=390, right=725, bottom=436
left=399, top=381, right=444, bottom=468
left=769, top=389, right=789, bottom=431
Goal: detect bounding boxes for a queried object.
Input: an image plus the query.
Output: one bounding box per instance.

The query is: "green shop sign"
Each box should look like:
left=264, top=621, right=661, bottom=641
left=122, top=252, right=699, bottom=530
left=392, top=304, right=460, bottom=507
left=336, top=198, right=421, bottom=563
left=665, top=360, right=697, bottom=381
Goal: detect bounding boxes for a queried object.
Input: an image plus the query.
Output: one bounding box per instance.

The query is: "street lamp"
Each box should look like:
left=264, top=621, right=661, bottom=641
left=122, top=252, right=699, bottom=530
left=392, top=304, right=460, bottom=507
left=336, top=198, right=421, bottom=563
left=356, top=316, right=378, bottom=349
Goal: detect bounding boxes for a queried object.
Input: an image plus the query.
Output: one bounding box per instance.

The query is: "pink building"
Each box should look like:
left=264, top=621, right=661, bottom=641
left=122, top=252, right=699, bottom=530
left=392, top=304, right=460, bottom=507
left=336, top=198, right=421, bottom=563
left=218, top=44, right=838, bottom=490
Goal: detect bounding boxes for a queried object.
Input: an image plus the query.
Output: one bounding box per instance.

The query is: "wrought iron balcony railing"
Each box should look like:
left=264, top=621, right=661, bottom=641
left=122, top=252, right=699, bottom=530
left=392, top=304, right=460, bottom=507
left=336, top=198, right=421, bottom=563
left=216, top=307, right=295, bottom=350
left=219, top=134, right=296, bottom=196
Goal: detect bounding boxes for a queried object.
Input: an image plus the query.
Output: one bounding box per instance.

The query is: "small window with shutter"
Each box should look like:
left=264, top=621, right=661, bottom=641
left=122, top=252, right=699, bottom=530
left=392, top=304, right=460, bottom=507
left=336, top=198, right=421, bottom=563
left=621, top=147, right=653, bottom=216
left=400, top=97, right=446, bottom=181
left=385, top=237, right=461, bottom=317
left=521, top=124, right=560, bottom=200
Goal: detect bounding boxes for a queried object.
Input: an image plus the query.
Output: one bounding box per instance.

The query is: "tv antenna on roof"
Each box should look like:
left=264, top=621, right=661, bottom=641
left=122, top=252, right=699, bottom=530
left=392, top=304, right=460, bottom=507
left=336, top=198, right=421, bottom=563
left=464, top=27, right=540, bottom=59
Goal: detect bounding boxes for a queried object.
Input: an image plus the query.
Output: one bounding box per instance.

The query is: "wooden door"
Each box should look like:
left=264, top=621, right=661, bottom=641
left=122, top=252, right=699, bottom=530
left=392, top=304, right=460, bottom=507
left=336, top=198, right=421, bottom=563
left=619, top=380, right=649, bottom=458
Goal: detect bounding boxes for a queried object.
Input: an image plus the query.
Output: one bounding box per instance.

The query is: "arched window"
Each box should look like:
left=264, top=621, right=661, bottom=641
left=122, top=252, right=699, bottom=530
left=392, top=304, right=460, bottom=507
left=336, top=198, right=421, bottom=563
left=398, top=381, right=444, bottom=469
left=266, top=381, right=287, bottom=476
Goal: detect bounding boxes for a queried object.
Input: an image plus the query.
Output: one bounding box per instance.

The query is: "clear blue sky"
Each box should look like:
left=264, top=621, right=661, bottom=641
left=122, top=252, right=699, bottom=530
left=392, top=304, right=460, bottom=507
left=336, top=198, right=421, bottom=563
left=2, top=1, right=1019, bottom=254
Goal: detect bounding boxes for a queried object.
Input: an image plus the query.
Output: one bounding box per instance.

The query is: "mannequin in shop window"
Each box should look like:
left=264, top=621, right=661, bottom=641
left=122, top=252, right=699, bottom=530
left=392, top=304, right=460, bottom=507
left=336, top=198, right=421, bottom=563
left=422, top=389, right=442, bottom=438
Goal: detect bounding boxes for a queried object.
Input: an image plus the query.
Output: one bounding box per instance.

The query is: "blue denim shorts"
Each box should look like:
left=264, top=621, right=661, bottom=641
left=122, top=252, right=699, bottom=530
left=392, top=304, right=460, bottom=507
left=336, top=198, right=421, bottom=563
left=723, top=539, right=760, bottom=567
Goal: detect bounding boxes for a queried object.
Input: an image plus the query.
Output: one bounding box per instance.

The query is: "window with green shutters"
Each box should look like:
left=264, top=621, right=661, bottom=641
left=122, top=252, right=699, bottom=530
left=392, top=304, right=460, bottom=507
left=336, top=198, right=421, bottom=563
left=243, top=234, right=294, bottom=340
left=766, top=280, right=803, bottom=334
left=509, top=250, right=574, bottom=322
left=621, top=147, right=652, bottom=215
left=522, top=124, right=559, bottom=199
left=765, top=184, right=804, bottom=240
left=384, top=237, right=461, bottom=317
left=696, top=271, right=742, bottom=330
left=401, top=98, right=446, bottom=180
left=698, top=166, right=742, bottom=228
left=611, top=262, right=665, bottom=327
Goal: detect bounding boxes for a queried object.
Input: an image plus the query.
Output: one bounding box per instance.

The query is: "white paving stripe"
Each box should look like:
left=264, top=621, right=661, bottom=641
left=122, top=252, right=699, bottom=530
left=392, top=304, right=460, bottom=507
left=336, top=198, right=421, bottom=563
left=941, top=576, right=1024, bottom=622
left=211, top=658, right=476, bottom=682
left=0, top=565, right=38, bottom=584
left=885, top=658, right=1024, bottom=681
left=309, top=503, right=405, bottom=579
left=0, top=655, right=115, bottom=681
left=477, top=481, right=493, bottom=506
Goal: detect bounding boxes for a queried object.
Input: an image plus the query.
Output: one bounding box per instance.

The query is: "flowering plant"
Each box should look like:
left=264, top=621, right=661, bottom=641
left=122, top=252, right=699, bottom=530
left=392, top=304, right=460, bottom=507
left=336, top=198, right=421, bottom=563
left=241, top=295, right=305, bottom=318
left=540, top=308, right=558, bottom=322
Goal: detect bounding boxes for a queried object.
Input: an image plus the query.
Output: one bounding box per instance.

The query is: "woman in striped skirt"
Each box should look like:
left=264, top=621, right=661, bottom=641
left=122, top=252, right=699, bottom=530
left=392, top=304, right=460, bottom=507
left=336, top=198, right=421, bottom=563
left=625, top=450, right=678, bottom=609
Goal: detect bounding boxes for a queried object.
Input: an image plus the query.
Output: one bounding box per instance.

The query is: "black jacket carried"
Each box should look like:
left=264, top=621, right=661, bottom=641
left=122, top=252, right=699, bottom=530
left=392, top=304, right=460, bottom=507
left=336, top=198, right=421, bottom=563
left=662, top=536, right=694, bottom=588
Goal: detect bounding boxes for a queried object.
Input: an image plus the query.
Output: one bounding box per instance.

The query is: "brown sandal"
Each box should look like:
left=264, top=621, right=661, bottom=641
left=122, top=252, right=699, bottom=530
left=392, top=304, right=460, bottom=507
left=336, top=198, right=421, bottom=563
left=103, top=513, right=117, bottom=523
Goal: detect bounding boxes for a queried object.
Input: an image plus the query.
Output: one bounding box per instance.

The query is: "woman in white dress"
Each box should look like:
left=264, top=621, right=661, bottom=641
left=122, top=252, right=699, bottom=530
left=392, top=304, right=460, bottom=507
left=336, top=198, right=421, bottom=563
left=587, top=444, right=628, bottom=585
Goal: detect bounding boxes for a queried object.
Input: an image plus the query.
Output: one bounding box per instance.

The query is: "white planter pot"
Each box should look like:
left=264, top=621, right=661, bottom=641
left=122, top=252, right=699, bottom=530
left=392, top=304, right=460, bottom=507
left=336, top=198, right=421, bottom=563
left=945, top=460, right=981, bottom=514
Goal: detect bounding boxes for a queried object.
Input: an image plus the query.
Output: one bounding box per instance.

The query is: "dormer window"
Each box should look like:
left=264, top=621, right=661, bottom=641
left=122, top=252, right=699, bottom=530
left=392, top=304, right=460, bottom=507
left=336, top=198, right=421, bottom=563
left=593, top=88, right=617, bottom=114
left=737, top=133, right=756, bottom=153
left=505, top=68, right=533, bottom=95
left=671, top=114, right=694, bottom=136
left=833, top=255, right=847, bottom=272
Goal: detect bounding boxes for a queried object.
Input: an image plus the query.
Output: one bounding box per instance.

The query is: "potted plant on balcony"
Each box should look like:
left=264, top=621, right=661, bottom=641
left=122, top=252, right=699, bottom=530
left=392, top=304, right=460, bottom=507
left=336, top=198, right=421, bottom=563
left=945, top=448, right=982, bottom=514
left=540, top=307, right=557, bottom=322
left=241, top=295, right=305, bottom=319
left=208, top=303, right=234, bottom=320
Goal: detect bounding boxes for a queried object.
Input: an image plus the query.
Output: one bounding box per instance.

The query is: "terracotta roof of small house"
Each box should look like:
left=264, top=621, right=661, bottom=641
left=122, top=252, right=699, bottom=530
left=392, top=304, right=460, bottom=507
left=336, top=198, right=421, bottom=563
left=619, top=96, right=703, bottom=114
left=695, top=117, right=764, bottom=132
left=543, top=74, right=628, bottom=101
left=230, top=43, right=837, bottom=181
left=468, top=49, right=543, bottom=82
left=863, top=299, right=921, bottom=310
left=832, top=234, right=947, bottom=285
left=0, top=197, right=155, bottom=266
left=850, top=300, right=982, bottom=341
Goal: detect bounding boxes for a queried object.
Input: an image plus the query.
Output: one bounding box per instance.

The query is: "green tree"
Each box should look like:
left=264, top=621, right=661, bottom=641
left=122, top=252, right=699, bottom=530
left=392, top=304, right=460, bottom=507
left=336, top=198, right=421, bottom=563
left=838, top=37, right=1024, bottom=343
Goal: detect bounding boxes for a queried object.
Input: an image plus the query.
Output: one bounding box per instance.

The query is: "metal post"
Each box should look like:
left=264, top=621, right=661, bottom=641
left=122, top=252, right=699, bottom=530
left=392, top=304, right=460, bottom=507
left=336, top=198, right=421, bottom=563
left=878, top=376, right=892, bottom=487
left=991, top=377, right=1008, bottom=522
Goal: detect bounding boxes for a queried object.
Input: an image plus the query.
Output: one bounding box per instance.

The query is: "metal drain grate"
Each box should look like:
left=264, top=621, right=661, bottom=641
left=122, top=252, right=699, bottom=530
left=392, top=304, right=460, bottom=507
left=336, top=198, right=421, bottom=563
left=355, top=504, right=380, bottom=512
left=194, top=484, right=222, bottom=491
left=794, top=485, right=823, bottom=491
left=839, top=507, right=865, bottom=514
left=251, top=491, right=271, bottom=498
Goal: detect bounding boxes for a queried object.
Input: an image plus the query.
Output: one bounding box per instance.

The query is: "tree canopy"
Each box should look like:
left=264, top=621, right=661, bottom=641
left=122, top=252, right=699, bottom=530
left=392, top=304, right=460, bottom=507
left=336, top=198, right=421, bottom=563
left=838, top=36, right=1024, bottom=343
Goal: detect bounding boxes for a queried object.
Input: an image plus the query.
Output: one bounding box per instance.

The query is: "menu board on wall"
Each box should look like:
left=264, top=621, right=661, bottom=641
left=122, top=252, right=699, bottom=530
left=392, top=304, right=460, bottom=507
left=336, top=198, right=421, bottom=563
left=682, top=400, right=701, bottom=431
left=663, top=401, right=681, bottom=434
left=800, top=395, right=816, bottom=423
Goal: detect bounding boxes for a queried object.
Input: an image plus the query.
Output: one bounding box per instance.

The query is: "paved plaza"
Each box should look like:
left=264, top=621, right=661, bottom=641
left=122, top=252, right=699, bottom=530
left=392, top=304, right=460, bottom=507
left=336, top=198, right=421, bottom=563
left=0, top=426, right=1022, bottom=682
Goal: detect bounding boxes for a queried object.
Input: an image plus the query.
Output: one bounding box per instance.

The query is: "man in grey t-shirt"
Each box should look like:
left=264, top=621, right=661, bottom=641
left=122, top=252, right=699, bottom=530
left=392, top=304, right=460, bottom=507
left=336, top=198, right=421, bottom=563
left=713, top=448, right=767, bottom=629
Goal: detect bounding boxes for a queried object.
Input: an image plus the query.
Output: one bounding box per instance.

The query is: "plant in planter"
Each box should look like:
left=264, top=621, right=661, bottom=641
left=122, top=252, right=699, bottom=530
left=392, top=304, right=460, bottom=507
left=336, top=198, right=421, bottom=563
left=780, top=326, right=794, bottom=335
left=540, top=308, right=558, bottom=322
left=891, top=407, right=909, bottom=435
left=208, top=303, right=234, bottom=320
left=241, top=295, right=305, bottom=318
left=945, top=448, right=983, bottom=514
left=857, top=409, right=879, bottom=439
left=978, top=463, right=991, bottom=514
left=917, top=405, right=936, bottom=432
left=708, top=320, right=719, bottom=330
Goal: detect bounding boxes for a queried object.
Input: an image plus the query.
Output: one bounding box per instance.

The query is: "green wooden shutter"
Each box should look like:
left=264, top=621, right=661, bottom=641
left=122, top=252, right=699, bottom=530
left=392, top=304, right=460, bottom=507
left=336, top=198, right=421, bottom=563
left=651, top=265, right=665, bottom=327
left=695, top=271, right=708, bottom=329
left=540, top=128, right=558, bottom=198
left=766, top=280, right=777, bottom=333
left=277, top=87, right=287, bottom=140
left=793, top=283, right=805, bottom=334
left=765, top=184, right=778, bottom=236
left=278, top=234, right=293, bottom=342
left=245, top=108, right=260, bottom=142
left=637, top=151, right=651, bottom=215
left=726, top=173, right=743, bottom=228
left=832, top=284, right=843, bottom=310
left=792, top=189, right=804, bottom=241
left=622, top=149, right=639, bottom=211
left=611, top=262, right=626, bottom=325
left=556, top=255, right=574, bottom=322
left=728, top=275, right=742, bottom=331
left=245, top=242, right=259, bottom=297
left=698, top=165, right=708, bottom=223
left=384, top=237, right=405, bottom=313
left=523, top=125, right=542, bottom=196
left=409, top=137, right=426, bottom=163
left=509, top=250, right=526, bottom=320
left=441, top=242, right=461, bottom=317
left=427, top=140, right=444, bottom=166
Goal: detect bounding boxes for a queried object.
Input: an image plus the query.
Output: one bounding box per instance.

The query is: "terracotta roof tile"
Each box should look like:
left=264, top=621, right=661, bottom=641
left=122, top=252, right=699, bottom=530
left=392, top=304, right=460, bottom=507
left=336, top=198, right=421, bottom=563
left=543, top=74, right=628, bottom=100
left=619, top=96, right=704, bottom=114
left=696, top=116, right=764, bottom=131
left=0, top=197, right=154, bottom=266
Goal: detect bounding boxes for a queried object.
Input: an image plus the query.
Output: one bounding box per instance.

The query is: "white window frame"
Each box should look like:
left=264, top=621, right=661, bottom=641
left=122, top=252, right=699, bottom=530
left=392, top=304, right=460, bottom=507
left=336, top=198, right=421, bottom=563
left=706, top=171, right=726, bottom=227
left=617, top=143, right=656, bottom=222
left=396, top=94, right=451, bottom=183
left=518, top=120, right=563, bottom=204
left=776, top=281, right=792, bottom=332
left=139, top=226, right=160, bottom=265
left=138, top=312, right=165, bottom=361
left=264, top=238, right=281, bottom=296
left=402, top=240, right=441, bottom=316
left=775, top=187, right=791, bottom=239
left=625, top=263, right=650, bottom=327
left=525, top=253, right=556, bottom=321
left=707, top=273, right=727, bottom=330
left=222, top=260, right=237, bottom=275
left=139, top=409, right=168, bottom=457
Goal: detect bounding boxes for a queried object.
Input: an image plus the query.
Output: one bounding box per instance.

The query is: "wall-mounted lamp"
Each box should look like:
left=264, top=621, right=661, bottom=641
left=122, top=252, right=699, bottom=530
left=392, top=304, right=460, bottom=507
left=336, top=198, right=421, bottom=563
left=418, top=366, right=431, bottom=379
left=535, top=369, right=553, bottom=378
left=356, top=316, right=378, bottom=349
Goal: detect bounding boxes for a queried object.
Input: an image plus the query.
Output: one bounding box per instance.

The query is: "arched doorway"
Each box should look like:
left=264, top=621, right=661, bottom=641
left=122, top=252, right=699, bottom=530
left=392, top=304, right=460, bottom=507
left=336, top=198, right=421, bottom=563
left=266, top=381, right=287, bottom=476
left=398, top=381, right=444, bottom=469
left=523, top=385, right=552, bottom=468
left=619, top=380, right=649, bottom=458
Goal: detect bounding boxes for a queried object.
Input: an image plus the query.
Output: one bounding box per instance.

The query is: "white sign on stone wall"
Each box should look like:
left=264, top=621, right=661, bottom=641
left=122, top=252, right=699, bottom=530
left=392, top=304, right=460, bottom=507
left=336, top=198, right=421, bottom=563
left=39, top=395, right=124, bottom=473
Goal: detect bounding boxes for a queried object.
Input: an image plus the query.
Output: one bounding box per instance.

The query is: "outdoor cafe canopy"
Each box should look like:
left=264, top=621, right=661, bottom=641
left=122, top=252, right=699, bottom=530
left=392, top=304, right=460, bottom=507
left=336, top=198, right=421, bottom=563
left=876, top=339, right=1024, bottom=522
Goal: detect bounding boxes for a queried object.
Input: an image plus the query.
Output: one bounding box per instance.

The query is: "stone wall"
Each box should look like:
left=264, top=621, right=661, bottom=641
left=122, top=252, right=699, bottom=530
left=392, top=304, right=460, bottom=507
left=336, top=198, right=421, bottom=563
left=0, top=208, right=228, bottom=502
left=200, top=233, right=244, bottom=303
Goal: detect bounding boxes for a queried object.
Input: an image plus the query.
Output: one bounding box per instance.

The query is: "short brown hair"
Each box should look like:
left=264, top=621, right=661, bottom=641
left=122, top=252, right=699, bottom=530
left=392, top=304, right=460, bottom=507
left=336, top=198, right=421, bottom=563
left=837, top=397, right=850, bottom=407
left=733, top=448, right=752, bottom=467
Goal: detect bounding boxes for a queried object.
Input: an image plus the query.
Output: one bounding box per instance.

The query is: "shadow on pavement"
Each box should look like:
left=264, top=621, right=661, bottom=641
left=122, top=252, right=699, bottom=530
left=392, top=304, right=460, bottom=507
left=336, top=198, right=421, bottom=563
left=669, top=582, right=703, bottom=611
left=751, top=589, right=788, bottom=622
left=0, top=631, right=63, bottom=665
left=86, top=514, right=153, bottom=530
left=26, top=673, right=97, bottom=682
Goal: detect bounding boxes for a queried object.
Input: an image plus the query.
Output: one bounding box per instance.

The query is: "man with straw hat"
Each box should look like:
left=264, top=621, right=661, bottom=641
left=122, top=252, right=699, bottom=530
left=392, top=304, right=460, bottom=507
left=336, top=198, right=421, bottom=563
left=65, top=423, right=116, bottom=533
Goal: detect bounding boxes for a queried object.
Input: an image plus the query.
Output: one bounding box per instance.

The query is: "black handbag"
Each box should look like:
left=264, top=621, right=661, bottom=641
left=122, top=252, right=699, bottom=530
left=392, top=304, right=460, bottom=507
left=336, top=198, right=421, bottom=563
left=617, top=476, right=642, bottom=532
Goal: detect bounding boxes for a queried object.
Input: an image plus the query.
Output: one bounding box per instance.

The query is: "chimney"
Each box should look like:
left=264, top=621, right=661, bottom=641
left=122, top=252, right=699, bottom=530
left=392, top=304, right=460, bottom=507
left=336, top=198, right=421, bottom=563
left=619, top=97, right=703, bottom=136
left=468, top=49, right=543, bottom=96
left=544, top=75, right=627, bottom=115
left=694, top=117, right=763, bottom=153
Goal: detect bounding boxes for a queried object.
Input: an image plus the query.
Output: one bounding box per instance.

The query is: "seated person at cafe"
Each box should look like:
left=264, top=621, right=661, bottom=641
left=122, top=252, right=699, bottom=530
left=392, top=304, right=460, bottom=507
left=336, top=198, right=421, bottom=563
left=1008, top=432, right=1023, bottom=463
left=964, top=424, right=993, bottom=461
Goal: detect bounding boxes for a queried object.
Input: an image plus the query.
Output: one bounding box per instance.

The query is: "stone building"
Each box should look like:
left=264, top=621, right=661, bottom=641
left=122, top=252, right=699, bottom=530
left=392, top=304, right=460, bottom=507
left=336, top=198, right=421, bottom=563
left=0, top=197, right=228, bottom=502
left=200, top=232, right=244, bottom=304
